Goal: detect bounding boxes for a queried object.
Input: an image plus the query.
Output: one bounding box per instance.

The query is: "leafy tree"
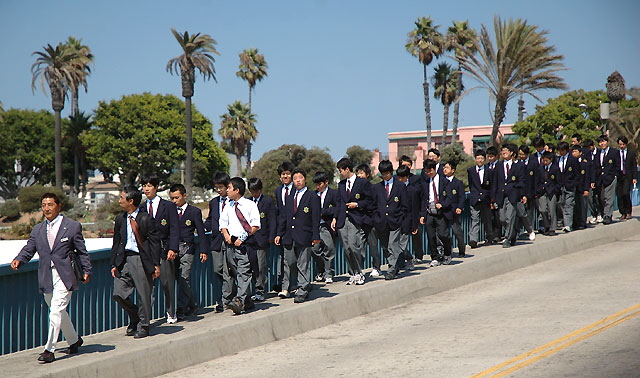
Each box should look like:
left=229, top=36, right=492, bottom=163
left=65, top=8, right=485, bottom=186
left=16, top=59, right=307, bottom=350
left=457, top=16, right=567, bottom=146
left=236, top=48, right=268, bottom=171
left=63, top=37, right=94, bottom=116
left=610, top=88, right=640, bottom=155
left=167, top=28, right=220, bottom=191
left=432, top=62, right=460, bottom=147
left=219, top=101, right=258, bottom=176
left=406, top=16, right=444, bottom=149
left=439, top=142, right=474, bottom=189
left=345, top=145, right=374, bottom=168
left=64, top=111, right=92, bottom=196
left=0, top=109, right=56, bottom=199
left=18, top=184, right=71, bottom=213
left=445, top=20, right=477, bottom=143
left=31, top=43, right=87, bottom=188
left=248, top=144, right=335, bottom=196
left=1, top=199, right=21, bottom=220
left=81, top=93, right=229, bottom=188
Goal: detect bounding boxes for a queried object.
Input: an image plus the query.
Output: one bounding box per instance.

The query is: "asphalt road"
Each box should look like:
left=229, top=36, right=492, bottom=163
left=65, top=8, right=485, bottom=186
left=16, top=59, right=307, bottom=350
left=160, top=234, right=640, bottom=378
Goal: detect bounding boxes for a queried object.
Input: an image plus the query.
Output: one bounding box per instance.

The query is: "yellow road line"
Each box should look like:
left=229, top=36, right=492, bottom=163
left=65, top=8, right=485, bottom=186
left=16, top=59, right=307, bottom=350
left=471, top=303, right=640, bottom=378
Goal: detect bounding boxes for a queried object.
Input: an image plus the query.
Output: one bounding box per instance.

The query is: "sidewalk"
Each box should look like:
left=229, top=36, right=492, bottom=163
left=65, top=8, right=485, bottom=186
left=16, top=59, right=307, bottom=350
left=1, top=214, right=639, bottom=378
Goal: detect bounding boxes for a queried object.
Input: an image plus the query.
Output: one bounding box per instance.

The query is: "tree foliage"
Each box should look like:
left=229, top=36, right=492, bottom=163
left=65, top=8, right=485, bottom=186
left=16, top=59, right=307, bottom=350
left=345, top=145, right=374, bottom=168
left=610, top=88, right=640, bottom=154
left=18, top=184, right=71, bottom=213
left=219, top=100, right=257, bottom=176
left=81, top=93, right=229, bottom=188
left=248, top=144, right=335, bottom=196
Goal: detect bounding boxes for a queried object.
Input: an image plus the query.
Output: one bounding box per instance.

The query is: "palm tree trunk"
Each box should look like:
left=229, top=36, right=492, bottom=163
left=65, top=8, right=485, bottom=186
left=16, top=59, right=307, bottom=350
left=236, top=153, right=243, bottom=177
left=423, top=64, right=432, bottom=149
left=71, top=89, right=79, bottom=116
left=185, top=96, right=193, bottom=192
left=442, top=103, right=450, bottom=148
left=451, top=64, right=463, bottom=143
left=245, top=87, right=253, bottom=173
left=491, top=98, right=507, bottom=147
left=54, top=110, right=63, bottom=189
left=73, top=153, right=79, bottom=195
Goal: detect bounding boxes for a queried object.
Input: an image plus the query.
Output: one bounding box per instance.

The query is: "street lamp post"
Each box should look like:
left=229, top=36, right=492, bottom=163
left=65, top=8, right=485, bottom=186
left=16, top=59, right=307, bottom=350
left=180, top=161, right=185, bottom=185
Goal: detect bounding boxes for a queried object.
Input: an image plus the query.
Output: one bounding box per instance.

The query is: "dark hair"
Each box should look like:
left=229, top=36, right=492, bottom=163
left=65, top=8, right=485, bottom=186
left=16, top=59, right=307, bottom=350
left=486, top=146, right=499, bottom=156
left=355, top=163, right=371, bottom=176
left=378, top=159, right=393, bottom=173
left=542, top=151, right=555, bottom=161
left=313, top=172, right=329, bottom=184
left=502, top=143, right=516, bottom=154
left=570, top=144, right=583, bottom=152
left=399, top=155, right=413, bottom=165
left=474, top=149, right=487, bottom=158
left=124, top=185, right=142, bottom=207
left=229, top=177, right=246, bottom=195
left=292, top=167, right=307, bottom=178
left=557, top=141, right=570, bottom=152
left=545, top=143, right=556, bottom=152
left=140, top=173, right=160, bottom=187
left=336, top=157, right=354, bottom=171
left=596, top=135, right=609, bottom=143
left=170, top=183, right=186, bottom=195
left=247, top=177, right=263, bottom=191
left=213, top=172, right=230, bottom=186
left=584, top=139, right=595, bottom=148
left=428, top=148, right=441, bottom=157
left=532, top=137, right=545, bottom=149
left=518, top=145, right=530, bottom=154
left=277, top=161, right=295, bottom=175
left=617, top=136, right=629, bottom=144
left=571, top=133, right=582, bottom=142
left=424, top=159, right=437, bottom=170
left=444, top=161, right=457, bottom=171
left=41, top=192, right=60, bottom=204
left=396, top=165, right=410, bottom=177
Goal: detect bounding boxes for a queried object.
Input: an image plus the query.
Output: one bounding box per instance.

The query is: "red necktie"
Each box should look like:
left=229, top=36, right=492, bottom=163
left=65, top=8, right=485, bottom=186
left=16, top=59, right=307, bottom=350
left=293, top=191, right=299, bottom=213
left=234, top=202, right=251, bottom=232
left=148, top=201, right=153, bottom=218
left=221, top=197, right=226, bottom=212
left=178, top=208, right=183, bottom=219
left=283, top=186, right=289, bottom=206
left=432, top=179, right=439, bottom=204
left=506, top=162, right=510, bottom=176
left=385, top=182, right=390, bottom=199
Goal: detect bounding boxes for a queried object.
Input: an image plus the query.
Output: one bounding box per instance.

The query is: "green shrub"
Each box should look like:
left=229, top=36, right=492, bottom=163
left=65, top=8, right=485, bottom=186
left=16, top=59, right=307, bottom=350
left=1, top=199, right=21, bottom=220
left=11, top=217, right=38, bottom=239
left=18, top=185, right=72, bottom=213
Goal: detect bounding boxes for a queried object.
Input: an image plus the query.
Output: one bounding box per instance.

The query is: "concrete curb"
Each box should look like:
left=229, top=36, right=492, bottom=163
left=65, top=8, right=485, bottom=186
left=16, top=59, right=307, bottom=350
left=3, top=217, right=639, bottom=378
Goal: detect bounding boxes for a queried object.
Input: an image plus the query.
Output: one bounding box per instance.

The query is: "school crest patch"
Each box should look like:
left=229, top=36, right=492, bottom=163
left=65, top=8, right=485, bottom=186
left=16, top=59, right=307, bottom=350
left=551, top=175, right=555, bottom=180
left=328, top=204, right=333, bottom=208
left=609, top=159, right=613, bottom=164
left=185, top=220, right=192, bottom=226
left=260, top=212, right=265, bottom=219
left=581, top=169, right=585, bottom=175
left=393, top=196, right=399, bottom=202
left=529, top=171, right=534, bottom=176
left=452, top=189, right=457, bottom=195
left=355, top=193, right=360, bottom=199
left=303, top=207, right=309, bottom=213
left=511, top=176, right=516, bottom=181
left=160, top=218, right=167, bottom=226
left=568, top=167, right=572, bottom=172
left=442, top=190, right=447, bottom=197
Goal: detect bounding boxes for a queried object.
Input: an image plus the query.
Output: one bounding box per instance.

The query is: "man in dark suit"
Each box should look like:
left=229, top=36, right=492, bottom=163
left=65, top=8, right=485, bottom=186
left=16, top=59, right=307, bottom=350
left=616, top=136, right=637, bottom=220
left=203, top=172, right=230, bottom=312
left=356, top=163, right=382, bottom=277
left=111, top=186, right=160, bottom=339
left=491, top=143, right=526, bottom=248
left=556, top=142, right=581, bottom=232
left=169, top=184, right=208, bottom=320
left=272, top=161, right=295, bottom=292
left=518, top=145, right=538, bottom=238
left=139, top=173, right=179, bottom=323
left=443, top=162, right=467, bottom=259
left=247, top=178, right=277, bottom=301
left=372, top=160, right=409, bottom=279
left=571, top=145, right=592, bottom=230
left=395, top=165, right=421, bottom=269
left=535, top=152, right=561, bottom=235
left=420, top=159, right=452, bottom=266
left=584, top=139, right=602, bottom=224
left=11, top=193, right=92, bottom=363
left=275, top=168, right=321, bottom=303
left=594, top=135, right=620, bottom=224
left=332, top=157, right=373, bottom=285
left=467, top=149, right=492, bottom=248
left=400, top=155, right=425, bottom=264
left=486, top=146, right=502, bottom=242
left=312, top=171, right=339, bottom=283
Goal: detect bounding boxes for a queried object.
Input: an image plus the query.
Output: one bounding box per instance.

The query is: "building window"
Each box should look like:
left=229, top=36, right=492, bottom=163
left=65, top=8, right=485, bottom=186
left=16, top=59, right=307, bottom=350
left=397, top=144, right=417, bottom=161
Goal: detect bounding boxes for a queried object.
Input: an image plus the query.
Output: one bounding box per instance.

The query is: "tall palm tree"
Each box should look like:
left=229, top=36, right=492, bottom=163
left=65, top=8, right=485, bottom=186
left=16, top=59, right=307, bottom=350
left=457, top=16, right=567, bottom=146
left=167, top=28, right=219, bottom=190
left=445, top=20, right=477, bottom=142
left=67, top=111, right=92, bottom=195
left=63, top=37, right=93, bottom=116
left=219, top=101, right=257, bottom=176
left=406, top=16, right=444, bottom=149
left=32, top=43, right=85, bottom=189
left=236, top=48, right=268, bottom=171
left=432, top=62, right=459, bottom=148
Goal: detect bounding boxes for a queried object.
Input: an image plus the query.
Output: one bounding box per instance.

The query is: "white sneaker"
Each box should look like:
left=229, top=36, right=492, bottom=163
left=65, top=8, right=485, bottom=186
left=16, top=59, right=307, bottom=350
left=588, top=217, right=597, bottom=224
left=166, top=313, right=178, bottom=324
left=370, top=268, right=381, bottom=277
left=562, top=226, right=571, bottom=233
left=324, top=276, right=333, bottom=284
left=278, top=290, right=289, bottom=298
left=596, top=215, right=603, bottom=223
left=430, top=260, right=441, bottom=267
left=355, top=273, right=365, bottom=285
left=442, top=256, right=452, bottom=265
left=346, top=275, right=356, bottom=285
left=529, top=231, right=536, bottom=241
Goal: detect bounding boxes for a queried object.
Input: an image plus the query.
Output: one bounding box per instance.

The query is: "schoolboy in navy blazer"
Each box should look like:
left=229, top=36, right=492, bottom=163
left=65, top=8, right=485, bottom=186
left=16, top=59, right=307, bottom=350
left=491, top=144, right=526, bottom=247
left=467, top=149, right=494, bottom=247
left=420, top=159, right=452, bottom=265
left=248, top=178, right=277, bottom=300
left=272, top=161, right=295, bottom=292
left=312, top=172, right=339, bottom=282
left=594, top=135, right=620, bottom=224
left=444, top=162, right=466, bottom=257
left=535, top=152, right=560, bottom=235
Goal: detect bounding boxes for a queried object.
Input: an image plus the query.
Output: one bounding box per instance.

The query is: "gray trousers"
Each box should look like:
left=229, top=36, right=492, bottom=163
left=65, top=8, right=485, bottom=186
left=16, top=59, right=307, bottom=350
left=113, top=254, right=153, bottom=329
left=588, top=187, right=600, bottom=218
left=515, top=201, right=533, bottom=234
left=536, top=194, right=557, bottom=232
left=211, top=247, right=225, bottom=306
left=311, top=224, right=336, bottom=278
left=425, top=213, right=452, bottom=259
left=558, top=188, right=575, bottom=230
left=176, top=243, right=196, bottom=312
left=376, top=227, right=403, bottom=273
left=499, top=199, right=518, bottom=242
left=598, top=177, right=617, bottom=219
left=254, top=247, right=268, bottom=294
left=399, top=233, right=413, bottom=262
left=222, top=243, right=253, bottom=305
left=363, top=224, right=381, bottom=269
left=283, top=243, right=312, bottom=298
left=338, top=218, right=365, bottom=275
left=469, top=201, right=492, bottom=243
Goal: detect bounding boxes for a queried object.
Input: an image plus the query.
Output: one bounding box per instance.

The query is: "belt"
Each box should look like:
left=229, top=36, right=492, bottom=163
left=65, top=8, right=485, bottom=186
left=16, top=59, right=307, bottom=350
left=125, top=250, right=139, bottom=257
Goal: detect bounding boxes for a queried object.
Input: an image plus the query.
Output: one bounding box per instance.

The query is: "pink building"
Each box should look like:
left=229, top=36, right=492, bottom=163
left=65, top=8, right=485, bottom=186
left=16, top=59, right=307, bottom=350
left=372, top=124, right=516, bottom=171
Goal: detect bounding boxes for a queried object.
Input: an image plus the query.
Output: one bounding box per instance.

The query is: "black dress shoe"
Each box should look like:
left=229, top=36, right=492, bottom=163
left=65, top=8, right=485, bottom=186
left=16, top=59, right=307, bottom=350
left=38, top=350, right=55, bottom=363
left=126, top=319, right=140, bottom=336
left=244, top=299, right=255, bottom=311
left=502, top=241, right=511, bottom=248
left=384, top=272, right=396, bottom=280
left=459, top=253, right=467, bottom=258
left=134, top=326, right=149, bottom=339
left=215, top=304, right=224, bottom=313
left=469, top=241, right=478, bottom=249
left=227, top=298, right=244, bottom=315
left=293, top=295, right=306, bottom=303
left=68, top=336, right=83, bottom=354
left=603, top=216, right=612, bottom=225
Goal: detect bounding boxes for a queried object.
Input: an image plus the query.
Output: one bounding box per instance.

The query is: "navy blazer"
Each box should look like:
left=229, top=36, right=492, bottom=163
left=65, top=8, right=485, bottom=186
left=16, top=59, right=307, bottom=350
left=447, top=177, right=466, bottom=218
left=111, top=211, right=160, bottom=275
left=14, top=216, right=92, bottom=294
left=204, top=196, right=227, bottom=252
left=177, top=204, right=207, bottom=254
left=402, top=180, right=422, bottom=233
left=491, top=160, right=526, bottom=206
left=535, top=164, right=561, bottom=197
left=139, top=198, right=179, bottom=258
left=557, top=154, right=580, bottom=191
left=372, top=177, right=409, bottom=231
left=467, top=165, right=491, bottom=205
left=519, top=158, right=537, bottom=200
left=576, top=157, right=592, bottom=193
left=318, top=188, right=340, bottom=236
left=277, top=189, right=321, bottom=246
left=618, top=148, right=637, bottom=180
left=594, top=147, right=621, bottom=187
left=420, top=175, right=452, bottom=218
left=335, top=176, right=373, bottom=229
left=251, top=194, right=277, bottom=249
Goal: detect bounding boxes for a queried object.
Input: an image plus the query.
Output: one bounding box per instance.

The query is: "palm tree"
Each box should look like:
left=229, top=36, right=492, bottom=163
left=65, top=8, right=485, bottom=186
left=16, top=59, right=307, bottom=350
left=606, top=71, right=626, bottom=130
left=218, top=101, right=258, bottom=176
left=445, top=20, right=477, bottom=142
left=432, top=62, right=459, bottom=147
left=457, top=16, right=567, bottom=146
left=236, top=48, right=268, bottom=171
left=406, top=16, right=444, bottom=149
left=167, top=28, right=219, bottom=190
left=63, top=37, right=93, bottom=116
left=32, top=43, right=85, bottom=189
left=67, top=111, right=92, bottom=196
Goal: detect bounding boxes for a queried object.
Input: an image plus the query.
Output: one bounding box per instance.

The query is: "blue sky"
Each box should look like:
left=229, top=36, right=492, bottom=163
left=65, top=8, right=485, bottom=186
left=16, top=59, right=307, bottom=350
left=1, top=0, right=638, bottom=161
